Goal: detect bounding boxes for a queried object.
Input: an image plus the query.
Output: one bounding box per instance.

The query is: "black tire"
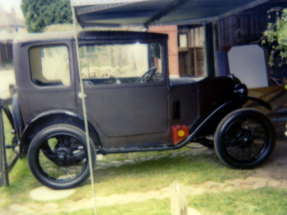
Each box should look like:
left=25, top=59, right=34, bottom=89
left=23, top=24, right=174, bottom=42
left=215, top=108, right=275, bottom=169
left=27, top=124, right=96, bottom=189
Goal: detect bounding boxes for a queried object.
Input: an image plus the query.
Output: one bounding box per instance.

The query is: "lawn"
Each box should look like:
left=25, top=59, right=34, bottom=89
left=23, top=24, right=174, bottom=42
left=0, top=145, right=286, bottom=215
left=0, top=149, right=249, bottom=207
left=51, top=188, right=287, bottom=215
left=189, top=188, right=287, bottom=215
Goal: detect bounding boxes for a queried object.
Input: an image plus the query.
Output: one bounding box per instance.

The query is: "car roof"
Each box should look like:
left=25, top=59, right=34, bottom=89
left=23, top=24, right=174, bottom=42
left=14, top=30, right=168, bottom=45
left=13, top=31, right=75, bottom=44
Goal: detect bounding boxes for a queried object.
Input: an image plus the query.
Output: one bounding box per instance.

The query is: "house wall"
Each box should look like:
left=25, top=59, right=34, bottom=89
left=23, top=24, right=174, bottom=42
left=216, top=6, right=287, bottom=85
left=178, top=26, right=206, bottom=77
left=217, top=10, right=267, bottom=50
left=0, top=42, right=13, bottom=67
left=148, top=25, right=179, bottom=76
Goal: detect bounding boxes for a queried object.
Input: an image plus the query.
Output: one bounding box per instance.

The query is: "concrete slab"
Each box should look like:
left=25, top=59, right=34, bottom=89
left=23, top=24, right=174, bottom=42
left=30, top=186, right=75, bottom=201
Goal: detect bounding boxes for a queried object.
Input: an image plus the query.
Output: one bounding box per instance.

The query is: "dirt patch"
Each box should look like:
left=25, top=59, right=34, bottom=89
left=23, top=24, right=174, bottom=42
left=30, top=187, right=75, bottom=201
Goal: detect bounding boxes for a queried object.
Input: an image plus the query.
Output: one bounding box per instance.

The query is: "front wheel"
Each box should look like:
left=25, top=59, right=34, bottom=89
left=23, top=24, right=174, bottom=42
left=215, top=108, right=275, bottom=169
left=27, top=124, right=96, bottom=189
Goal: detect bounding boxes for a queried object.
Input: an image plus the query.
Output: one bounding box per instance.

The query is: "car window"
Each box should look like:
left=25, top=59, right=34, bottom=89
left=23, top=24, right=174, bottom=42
left=29, top=45, right=71, bottom=87
left=79, top=42, right=163, bottom=86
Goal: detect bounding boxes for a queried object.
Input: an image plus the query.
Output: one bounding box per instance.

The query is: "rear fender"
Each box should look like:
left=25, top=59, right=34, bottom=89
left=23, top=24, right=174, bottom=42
left=20, top=110, right=102, bottom=157
left=11, top=94, right=24, bottom=138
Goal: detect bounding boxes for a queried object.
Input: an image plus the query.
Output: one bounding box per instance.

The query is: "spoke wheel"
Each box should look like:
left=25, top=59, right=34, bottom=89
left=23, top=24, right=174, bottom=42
left=28, top=124, right=96, bottom=189
left=215, top=109, right=275, bottom=169
left=41, top=136, right=85, bottom=166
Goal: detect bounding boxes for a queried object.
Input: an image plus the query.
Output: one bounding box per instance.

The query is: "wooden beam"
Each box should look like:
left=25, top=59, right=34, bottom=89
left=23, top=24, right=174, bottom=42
left=153, top=0, right=271, bottom=26
left=205, top=23, right=215, bottom=78
left=76, top=2, right=134, bottom=15
left=144, top=0, right=189, bottom=27
left=152, top=17, right=216, bottom=26
left=217, top=0, right=270, bottom=20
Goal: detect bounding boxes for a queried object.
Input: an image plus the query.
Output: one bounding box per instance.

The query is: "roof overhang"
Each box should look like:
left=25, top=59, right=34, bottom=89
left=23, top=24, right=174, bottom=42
left=71, top=0, right=271, bottom=28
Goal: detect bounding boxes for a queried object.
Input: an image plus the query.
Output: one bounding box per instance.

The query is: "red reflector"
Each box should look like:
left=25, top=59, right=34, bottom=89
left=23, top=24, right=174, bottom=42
left=171, top=125, right=189, bottom=145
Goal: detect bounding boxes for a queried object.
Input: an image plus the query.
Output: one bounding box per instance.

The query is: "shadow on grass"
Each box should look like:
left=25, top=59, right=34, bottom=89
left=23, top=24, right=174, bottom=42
left=78, top=153, right=250, bottom=197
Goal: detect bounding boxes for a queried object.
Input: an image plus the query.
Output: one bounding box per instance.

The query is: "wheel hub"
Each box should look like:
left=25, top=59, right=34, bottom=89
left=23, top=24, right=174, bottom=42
left=55, top=147, right=71, bottom=162
left=237, top=129, right=254, bottom=147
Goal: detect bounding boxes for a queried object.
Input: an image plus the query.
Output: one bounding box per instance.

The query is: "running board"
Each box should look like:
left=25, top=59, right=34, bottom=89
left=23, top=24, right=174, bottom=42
left=99, top=142, right=186, bottom=154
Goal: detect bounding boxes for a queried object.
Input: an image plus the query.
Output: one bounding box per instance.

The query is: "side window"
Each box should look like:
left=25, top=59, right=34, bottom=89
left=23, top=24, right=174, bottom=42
left=80, top=42, right=163, bottom=86
left=29, top=45, right=71, bottom=86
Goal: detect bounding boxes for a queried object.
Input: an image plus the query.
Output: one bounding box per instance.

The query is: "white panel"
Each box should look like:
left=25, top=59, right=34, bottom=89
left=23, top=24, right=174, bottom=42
left=228, top=44, right=268, bottom=89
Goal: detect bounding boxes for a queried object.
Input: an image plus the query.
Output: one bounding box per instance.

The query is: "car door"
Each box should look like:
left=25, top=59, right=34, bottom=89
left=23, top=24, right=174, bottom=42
left=76, top=37, right=169, bottom=139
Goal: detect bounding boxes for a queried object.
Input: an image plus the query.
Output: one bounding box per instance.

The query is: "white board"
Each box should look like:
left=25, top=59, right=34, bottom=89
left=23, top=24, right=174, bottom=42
left=228, top=44, right=268, bottom=89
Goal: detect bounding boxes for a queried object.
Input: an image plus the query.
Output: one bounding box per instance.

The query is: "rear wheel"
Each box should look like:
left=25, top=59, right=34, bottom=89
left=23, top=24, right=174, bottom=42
left=27, top=124, right=96, bottom=189
left=215, top=109, right=275, bottom=169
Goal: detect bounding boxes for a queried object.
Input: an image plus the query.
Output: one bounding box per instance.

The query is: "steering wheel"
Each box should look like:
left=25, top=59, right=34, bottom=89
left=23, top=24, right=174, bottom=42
left=109, top=76, right=121, bottom=84
left=138, top=67, right=157, bottom=83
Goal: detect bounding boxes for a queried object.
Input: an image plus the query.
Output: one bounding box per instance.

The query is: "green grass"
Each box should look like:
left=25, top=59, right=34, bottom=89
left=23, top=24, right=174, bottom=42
left=189, top=188, right=287, bottom=215
left=1, top=110, right=39, bottom=206
left=1, top=139, right=286, bottom=215
left=76, top=153, right=249, bottom=198
left=0, top=147, right=250, bottom=208
left=0, top=157, right=41, bottom=208
left=42, top=188, right=287, bottom=215
left=51, top=199, right=170, bottom=215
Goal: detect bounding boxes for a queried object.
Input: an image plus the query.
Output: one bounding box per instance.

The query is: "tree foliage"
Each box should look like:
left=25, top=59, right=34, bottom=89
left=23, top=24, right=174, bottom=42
left=262, top=8, right=287, bottom=67
left=21, top=0, right=72, bottom=32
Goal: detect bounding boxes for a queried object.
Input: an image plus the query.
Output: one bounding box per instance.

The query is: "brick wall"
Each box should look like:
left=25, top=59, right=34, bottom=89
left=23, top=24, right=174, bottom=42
left=148, top=25, right=179, bottom=76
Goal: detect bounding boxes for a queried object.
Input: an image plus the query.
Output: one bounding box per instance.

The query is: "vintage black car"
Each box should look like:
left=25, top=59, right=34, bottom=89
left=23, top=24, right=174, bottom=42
left=11, top=31, right=275, bottom=189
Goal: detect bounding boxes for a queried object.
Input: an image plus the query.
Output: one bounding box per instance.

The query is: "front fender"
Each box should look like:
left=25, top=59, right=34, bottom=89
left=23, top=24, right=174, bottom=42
left=191, top=99, right=243, bottom=138
left=245, top=96, right=272, bottom=110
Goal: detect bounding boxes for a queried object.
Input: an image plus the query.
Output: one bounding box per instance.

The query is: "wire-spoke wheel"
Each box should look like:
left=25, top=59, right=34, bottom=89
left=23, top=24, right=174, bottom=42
left=28, top=124, right=96, bottom=189
left=215, top=108, right=275, bottom=169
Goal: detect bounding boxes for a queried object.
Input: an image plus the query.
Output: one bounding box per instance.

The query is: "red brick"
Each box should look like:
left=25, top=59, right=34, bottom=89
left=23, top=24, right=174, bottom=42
left=148, top=25, right=179, bottom=75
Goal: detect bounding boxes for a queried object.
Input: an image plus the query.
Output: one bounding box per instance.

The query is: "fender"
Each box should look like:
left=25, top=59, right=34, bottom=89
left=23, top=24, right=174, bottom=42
left=246, top=96, right=272, bottom=110
left=190, top=99, right=242, bottom=138
left=20, top=110, right=102, bottom=157
left=183, top=97, right=271, bottom=145
left=11, top=94, right=24, bottom=138
left=156, top=99, right=243, bottom=149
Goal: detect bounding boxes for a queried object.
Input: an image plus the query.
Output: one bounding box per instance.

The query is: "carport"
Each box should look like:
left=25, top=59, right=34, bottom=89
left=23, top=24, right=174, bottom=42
left=71, top=0, right=277, bottom=78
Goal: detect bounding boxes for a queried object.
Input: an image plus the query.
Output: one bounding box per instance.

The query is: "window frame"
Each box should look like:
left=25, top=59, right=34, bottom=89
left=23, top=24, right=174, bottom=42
left=28, top=44, right=72, bottom=88
left=78, top=39, right=168, bottom=88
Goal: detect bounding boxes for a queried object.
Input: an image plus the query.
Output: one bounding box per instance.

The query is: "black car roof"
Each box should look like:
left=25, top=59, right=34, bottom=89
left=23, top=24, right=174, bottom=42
left=14, top=30, right=168, bottom=45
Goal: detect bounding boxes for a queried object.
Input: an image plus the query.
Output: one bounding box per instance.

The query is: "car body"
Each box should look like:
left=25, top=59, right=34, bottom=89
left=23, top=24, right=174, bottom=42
left=11, top=31, right=275, bottom=189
